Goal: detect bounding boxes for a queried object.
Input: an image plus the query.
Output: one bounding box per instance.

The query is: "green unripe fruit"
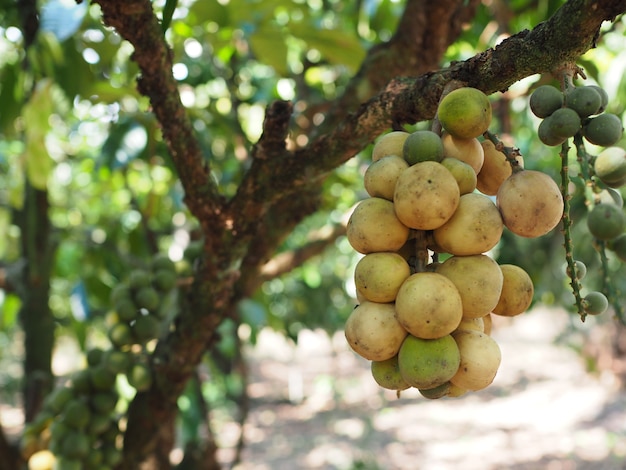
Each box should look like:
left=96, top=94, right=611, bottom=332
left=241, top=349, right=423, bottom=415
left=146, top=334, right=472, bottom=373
left=587, top=203, right=626, bottom=240
left=102, top=446, right=123, bottom=467
left=132, top=315, right=162, bottom=342
left=609, top=233, right=626, bottom=262
left=90, top=391, right=119, bottom=414
left=566, top=260, right=587, bottom=280
left=538, top=116, right=566, bottom=146
left=53, top=456, right=83, bottom=470
left=402, top=130, right=444, bottom=165
left=61, top=400, right=91, bottom=429
left=529, top=85, right=564, bottom=118
left=151, top=253, right=176, bottom=273
left=418, top=381, right=452, bottom=399
left=108, top=322, right=134, bottom=349
left=437, top=87, right=492, bottom=139
left=594, top=147, right=626, bottom=185
left=84, top=448, right=104, bottom=467
left=565, top=86, right=602, bottom=117
left=583, top=113, right=623, bottom=147
left=549, top=107, right=581, bottom=138
left=86, top=348, right=105, bottom=367
left=115, top=298, right=139, bottom=322
left=583, top=291, right=609, bottom=315
left=597, top=188, right=624, bottom=208
left=153, top=269, right=177, bottom=292
left=60, top=431, right=90, bottom=459
left=110, top=284, right=132, bottom=305
left=87, top=413, right=112, bottom=436
left=49, top=419, right=71, bottom=441
left=398, top=334, right=460, bottom=390
left=70, top=370, right=92, bottom=394
left=46, top=386, right=75, bottom=414
left=128, top=269, right=151, bottom=290
left=127, top=363, right=152, bottom=392
left=134, top=286, right=160, bottom=311
left=103, top=349, right=132, bottom=375
left=90, top=366, right=117, bottom=391
left=589, top=85, right=609, bottom=113
left=370, top=356, right=410, bottom=391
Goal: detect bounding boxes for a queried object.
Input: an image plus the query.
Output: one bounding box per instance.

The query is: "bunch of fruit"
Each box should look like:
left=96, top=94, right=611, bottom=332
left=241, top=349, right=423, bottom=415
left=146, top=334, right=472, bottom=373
left=344, top=87, right=564, bottom=399
left=23, top=254, right=178, bottom=470
left=530, top=81, right=626, bottom=316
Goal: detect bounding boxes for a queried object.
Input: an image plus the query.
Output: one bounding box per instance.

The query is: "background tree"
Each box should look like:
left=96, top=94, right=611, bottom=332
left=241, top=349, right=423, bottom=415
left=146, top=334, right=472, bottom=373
left=1, top=0, right=626, bottom=469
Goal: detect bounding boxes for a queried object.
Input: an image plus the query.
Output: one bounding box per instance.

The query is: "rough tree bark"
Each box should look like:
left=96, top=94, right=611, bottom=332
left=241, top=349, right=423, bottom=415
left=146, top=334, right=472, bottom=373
left=69, top=0, right=626, bottom=468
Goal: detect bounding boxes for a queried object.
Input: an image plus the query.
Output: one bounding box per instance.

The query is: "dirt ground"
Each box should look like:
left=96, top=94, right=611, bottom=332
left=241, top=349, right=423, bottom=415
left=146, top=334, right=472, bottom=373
left=218, top=307, right=626, bottom=470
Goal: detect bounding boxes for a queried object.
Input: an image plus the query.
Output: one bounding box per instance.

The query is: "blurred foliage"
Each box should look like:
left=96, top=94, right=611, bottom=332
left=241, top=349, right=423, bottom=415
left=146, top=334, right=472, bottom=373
left=1, top=0, right=626, bottom=462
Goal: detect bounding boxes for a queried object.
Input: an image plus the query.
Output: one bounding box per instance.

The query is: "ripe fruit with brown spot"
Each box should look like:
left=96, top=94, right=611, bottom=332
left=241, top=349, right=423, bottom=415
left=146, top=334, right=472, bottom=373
left=364, top=155, right=409, bottom=200
left=372, top=131, right=410, bottom=162
left=354, top=252, right=411, bottom=303
left=497, top=170, right=564, bottom=238
left=492, top=264, right=534, bottom=317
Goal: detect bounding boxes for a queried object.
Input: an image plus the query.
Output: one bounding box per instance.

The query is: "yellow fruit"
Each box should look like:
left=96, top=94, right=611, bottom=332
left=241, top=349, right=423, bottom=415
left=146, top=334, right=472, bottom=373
left=354, top=252, right=411, bottom=303
left=440, top=157, right=477, bottom=195
left=346, top=198, right=410, bottom=254
left=496, top=170, right=564, bottom=238
left=436, top=254, right=503, bottom=319
left=492, top=264, right=534, bottom=317
left=594, top=147, right=626, bottom=185
left=441, top=132, right=485, bottom=173
left=477, top=140, right=524, bottom=196
left=371, top=355, right=410, bottom=391
left=395, top=272, right=463, bottom=339
left=398, top=334, right=461, bottom=389
left=344, top=301, right=408, bottom=361
left=364, top=155, right=409, bottom=200
left=433, top=193, right=503, bottom=256
left=393, top=161, right=460, bottom=230
left=451, top=329, right=501, bottom=391
left=437, top=87, right=492, bottom=139
left=29, top=450, right=56, bottom=470
left=455, top=317, right=485, bottom=333
left=372, top=131, right=410, bottom=162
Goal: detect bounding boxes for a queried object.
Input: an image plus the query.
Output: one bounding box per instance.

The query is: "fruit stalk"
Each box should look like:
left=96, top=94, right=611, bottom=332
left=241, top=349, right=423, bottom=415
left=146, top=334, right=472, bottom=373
left=593, top=240, right=626, bottom=324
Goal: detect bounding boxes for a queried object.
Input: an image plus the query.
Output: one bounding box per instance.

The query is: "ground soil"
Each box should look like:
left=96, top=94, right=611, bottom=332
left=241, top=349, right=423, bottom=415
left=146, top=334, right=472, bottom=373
left=219, top=307, right=626, bottom=470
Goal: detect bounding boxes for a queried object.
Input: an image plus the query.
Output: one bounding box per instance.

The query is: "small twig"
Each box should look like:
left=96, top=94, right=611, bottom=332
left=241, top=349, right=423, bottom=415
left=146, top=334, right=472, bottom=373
left=483, top=131, right=523, bottom=172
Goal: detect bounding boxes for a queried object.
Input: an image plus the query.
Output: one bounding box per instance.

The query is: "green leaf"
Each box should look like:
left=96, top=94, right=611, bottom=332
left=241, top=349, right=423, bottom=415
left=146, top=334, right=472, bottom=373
left=248, top=27, right=289, bottom=75
left=289, top=25, right=365, bottom=72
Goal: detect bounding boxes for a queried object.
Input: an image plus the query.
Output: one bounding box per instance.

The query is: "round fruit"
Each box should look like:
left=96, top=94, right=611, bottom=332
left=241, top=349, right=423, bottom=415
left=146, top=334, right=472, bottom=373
left=565, top=86, right=602, bottom=117
left=538, top=115, right=567, bottom=146
left=492, top=264, right=534, bottom=317
left=589, top=85, right=609, bottom=113
left=60, top=431, right=90, bottom=459
left=393, top=161, right=460, bottom=230
left=455, top=317, right=485, bottom=333
left=496, top=170, right=564, bottom=238
left=110, top=284, right=132, bottom=305
left=608, top=233, right=626, bottom=262
left=90, top=366, right=117, bottom=391
left=418, top=381, right=452, bottom=399
left=597, top=188, right=624, bottom=208
left=61, top=400, right=91, bottom=429
left=477, top=140, right=523, bottom=196
left=440, top=158, right=477, bottom=195
left=433, top=193, right=503, bottom=256
left=132, top=314, right=162, bottom=342
left=115, top=298, right=139, bottom=322
left=548, top=107, right=581, bottom=138
left=586, top=203, right=626, bottom=240
left=127, top=363, right=153, bottom=392
left=346, top=197, right=410, bottom=254
left=90, top=391, right=119, bottom=414
left=108, top=322, right=134, bottom=349
left=372, top=131, right=410, bottom=162
left=441, top=132, right=485, bottom=173
left=53, top=456, right=82, bottom=470
left=103, top=349, right=132, bottom=375
left=364, top=155, right=409, bottom=201
left=594, top=147, right=626, bottom=185
left=151, top=253, right=176, bottom=273
left=450, top=329, right=501, bottom=391
left=128, top=269, right=151, bottom=290
left=566, top=260, right=587, bottom=280
left=529, top=85, right=564, bottom=118
left=134, top=286, right=160, bottom=311
left=582, top=113, right=623, bottom=146
left=437, top=87, right=492, bottom=139
left=395, top=272, right=463, bottom=339
left=370, top=355, right=410, bottom=391
left=436, top=255, right=504, bottom=319
left=583, top=291, right=609, bottom=315
left=398, top=334, right=461, bottom=389
left=354, top=252, right=411, bottom=303
left=402, top=130, right=444, bottom=165
left=344, top=301, right=407, bottom=361
left=153, top=269, right=178, bottom=292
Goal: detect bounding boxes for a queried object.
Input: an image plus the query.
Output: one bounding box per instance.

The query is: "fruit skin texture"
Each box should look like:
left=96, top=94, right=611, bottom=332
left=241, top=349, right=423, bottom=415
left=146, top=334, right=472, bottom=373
left=393, top=161, right=460, bottom=230
left=451, top=329, right=501, bottom=391
left=586, top=203, right=626, bottom=240
left=441, top=132, right=485, bottom=174
left=437, top=87, right=492, bottom=139
left=370, top=355, right=410, bottom=391
left=492, top=264, right=534, bottom=317
left=433, top=193, right=503, bottom=256
left=609, top=233, right=626, bottom=262
left=402, top=130, right=444, bottom=165
left=583, top=291, right=609, bottom=315
left=372, top=131, right=409, bottom=162
left=395, top=272, right=463, bottom=339
left=566, top=85, right=603, bottom=117
left=364, top=155, right=409, bottom=200
left=548, top=107, right=581, bottom=138
left=436, top=254, right=504, bottom=319
left=440, top=157, right=477, bottom=195
left=346, top=197, right=410, bottom=254
left=477, top=140, right=524, bottom=196
left=344, top=301, right=408, bottom=361
left=497, top=170, right=564, bottom=238
left=354, top=252, right=411, bottom=303
left=594, top=147, right=626, bottom=185
left=529, top=85, right=564, bottom=118
left=582, top=113, right=623, bottom=147
left=398, top=334, right=461, bottom=390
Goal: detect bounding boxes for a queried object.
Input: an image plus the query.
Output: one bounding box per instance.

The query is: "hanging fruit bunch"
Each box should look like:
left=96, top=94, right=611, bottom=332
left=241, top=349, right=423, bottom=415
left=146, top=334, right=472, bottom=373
left=344, top=85, right=565, bottom=399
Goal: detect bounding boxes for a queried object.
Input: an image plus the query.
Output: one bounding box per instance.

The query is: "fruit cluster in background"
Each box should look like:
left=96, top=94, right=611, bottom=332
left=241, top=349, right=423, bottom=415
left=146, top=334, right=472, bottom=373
left=344, top=87, right=561, bottom=399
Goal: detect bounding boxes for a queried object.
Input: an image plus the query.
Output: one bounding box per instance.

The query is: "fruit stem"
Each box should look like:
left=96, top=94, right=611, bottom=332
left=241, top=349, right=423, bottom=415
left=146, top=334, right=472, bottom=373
left=413, top=230, right=430, bottom=273
left=559, top=139, right=587, bottom=321
left=483, top=131, right=523, bottom=173
left=593, top=239, right=626, bottom=325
